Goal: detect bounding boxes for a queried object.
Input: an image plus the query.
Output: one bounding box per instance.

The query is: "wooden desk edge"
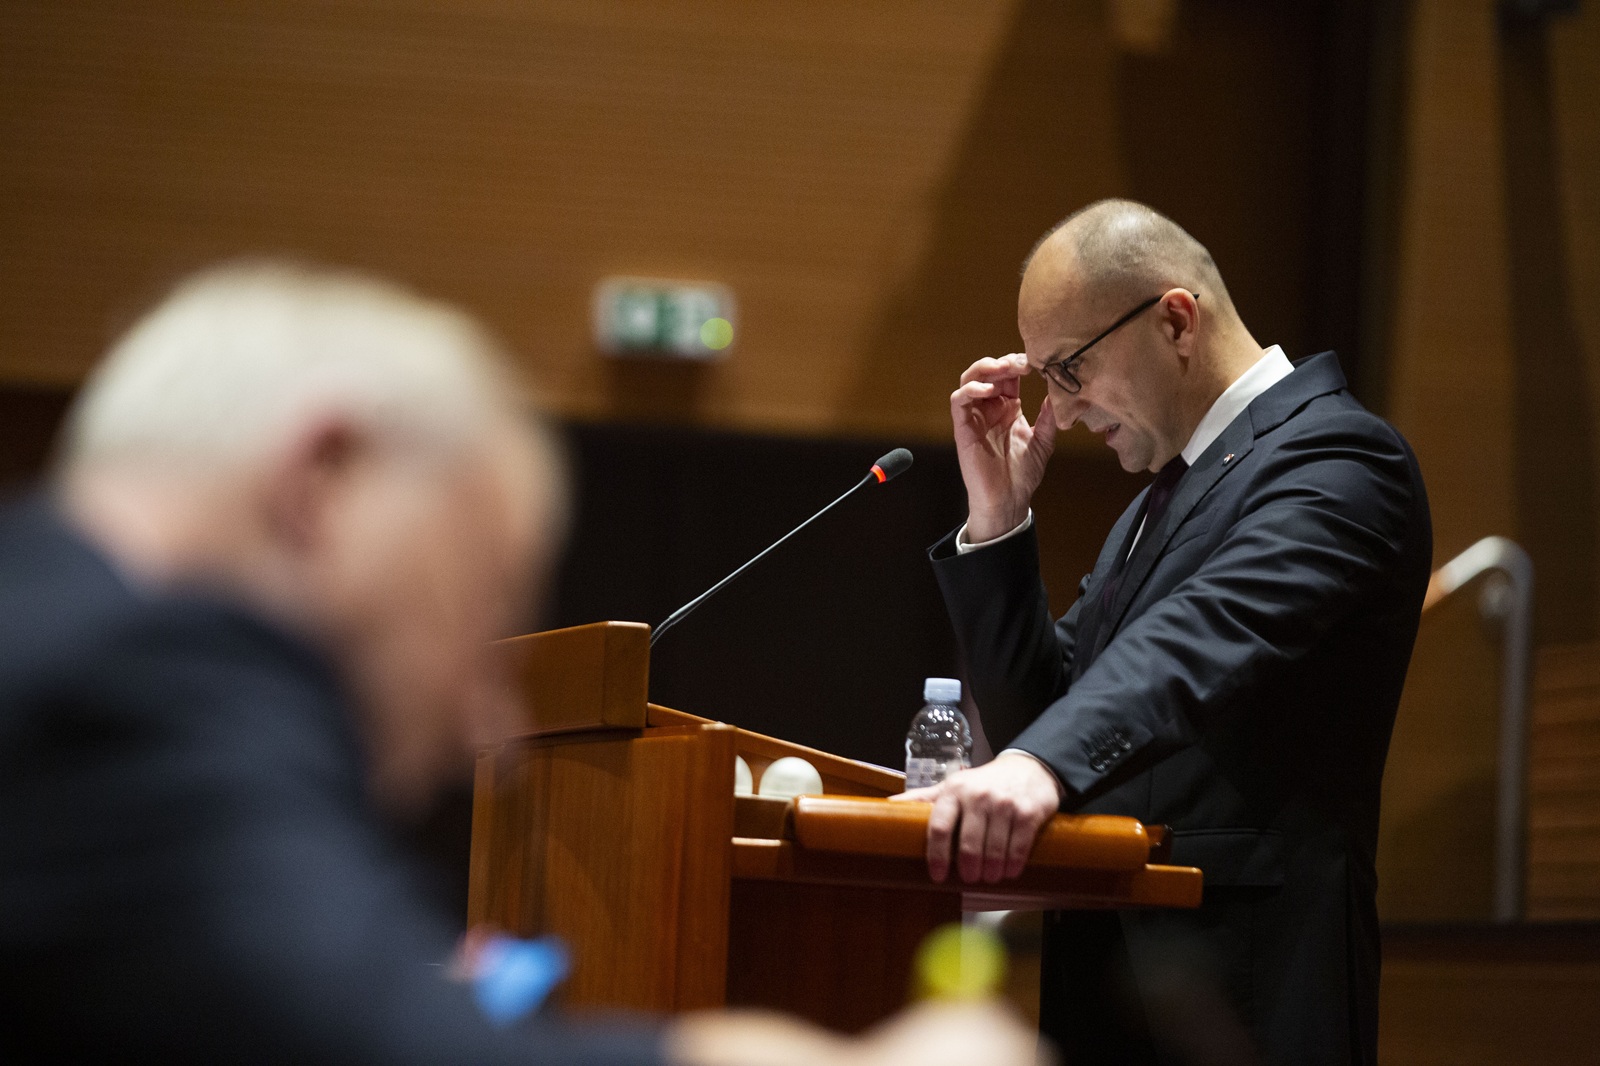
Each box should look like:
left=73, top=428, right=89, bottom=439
left=788, top=795, right=1158, bottom=873
left=731, top=838, right=1203, bottom=910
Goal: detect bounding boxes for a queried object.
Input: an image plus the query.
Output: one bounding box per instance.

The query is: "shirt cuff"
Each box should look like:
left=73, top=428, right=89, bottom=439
left=955, top=511, right=1034, bottom=554
left=997, top=747, right=1065, bottom=803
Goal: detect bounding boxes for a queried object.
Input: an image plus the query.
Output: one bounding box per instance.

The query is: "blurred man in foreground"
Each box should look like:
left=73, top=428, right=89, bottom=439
left=0, top=263, right=1038, bottom=1066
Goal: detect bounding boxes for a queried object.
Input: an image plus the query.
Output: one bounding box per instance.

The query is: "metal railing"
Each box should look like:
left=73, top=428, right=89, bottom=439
left=1421, top=536, right=1535, bottom=922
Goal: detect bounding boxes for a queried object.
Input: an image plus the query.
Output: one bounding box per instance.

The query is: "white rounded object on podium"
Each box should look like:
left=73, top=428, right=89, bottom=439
left=756, top=756, right=823, bottom=800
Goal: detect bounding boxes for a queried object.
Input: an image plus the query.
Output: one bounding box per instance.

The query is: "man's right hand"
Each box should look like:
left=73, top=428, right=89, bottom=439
left=951, top=354, right=1058, bottom=543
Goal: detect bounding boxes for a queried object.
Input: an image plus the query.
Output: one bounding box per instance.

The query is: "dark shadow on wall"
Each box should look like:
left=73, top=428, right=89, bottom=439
left=1116, top=0, right=1382, bottom=404
left=850, top=1, right=1124, bottom=441
left=853, top=0, right=1382, bottom=423
left=0, top=385, right=73, bottom=498
left=850, top=0, right=1380, bottom=587
left=1500, top=13, right=1598, bottom=645
left=1113, top=1, right=1318, bottom=361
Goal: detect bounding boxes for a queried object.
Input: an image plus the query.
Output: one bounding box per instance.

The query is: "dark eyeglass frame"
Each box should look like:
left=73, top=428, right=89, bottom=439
left=1038, top=291, right=1200, bottom=394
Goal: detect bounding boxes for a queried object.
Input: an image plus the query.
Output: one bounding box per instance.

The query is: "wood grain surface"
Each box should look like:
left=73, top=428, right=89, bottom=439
left=498, top=621, right=652, bottom=736
left=472, top=620, right=1202, bottom=1027
left=1528, top=641, right=1600, bottom=920
left=0, top=1, right=1351, bottom=446
left=790, top=795, right=1155, bottom=872
left=469, top=725, right=738, bottom=1012
left=1379, top=924, right=1600, bottom=1066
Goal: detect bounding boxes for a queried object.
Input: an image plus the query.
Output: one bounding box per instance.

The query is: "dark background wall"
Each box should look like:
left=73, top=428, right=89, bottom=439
left=550, top=425, right=967, bottom=769
left=0, top=390, right=1125, bottom=771
left=552, top=425, right=1136, bottom=767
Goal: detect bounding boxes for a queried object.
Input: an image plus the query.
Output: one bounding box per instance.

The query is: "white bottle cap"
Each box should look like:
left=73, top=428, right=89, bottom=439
left=923, top=677, right=962, bottom=703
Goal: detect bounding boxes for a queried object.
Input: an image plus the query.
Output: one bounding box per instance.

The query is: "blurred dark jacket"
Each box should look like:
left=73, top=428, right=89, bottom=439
left=0, top=495, right=658, bottom=1065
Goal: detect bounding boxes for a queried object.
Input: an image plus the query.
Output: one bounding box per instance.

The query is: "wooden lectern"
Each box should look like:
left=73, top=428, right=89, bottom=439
left=468, top=622, right=1201, bottom=1032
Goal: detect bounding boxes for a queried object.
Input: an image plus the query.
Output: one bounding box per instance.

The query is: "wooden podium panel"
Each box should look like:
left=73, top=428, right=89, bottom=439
left=727, top=881, right=956, bottom=1032
left=469, top=622, right=1202, bottom=1029
left=469, top=723, right=738, bottom=1011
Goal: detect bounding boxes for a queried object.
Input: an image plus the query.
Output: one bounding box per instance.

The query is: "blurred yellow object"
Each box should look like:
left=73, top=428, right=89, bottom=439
left=700, top=317, right=734, bottom=350
left=913, top=922, right=1007, bottom=1000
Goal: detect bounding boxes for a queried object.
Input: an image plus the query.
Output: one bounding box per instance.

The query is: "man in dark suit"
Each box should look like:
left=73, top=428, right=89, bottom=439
left=0, top=262, right=1037, bottom=1066
left=905, top=201, right=1432, bottom=1064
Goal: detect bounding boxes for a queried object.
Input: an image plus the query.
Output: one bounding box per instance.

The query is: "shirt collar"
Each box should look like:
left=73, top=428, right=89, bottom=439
left=1179, top=344, right=1295, bottom=466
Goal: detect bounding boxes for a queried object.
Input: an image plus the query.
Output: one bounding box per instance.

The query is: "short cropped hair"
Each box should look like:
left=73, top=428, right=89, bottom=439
left=60, top=261, right=528, bottom=472
left=1024, top=199, right=1235, bottom=315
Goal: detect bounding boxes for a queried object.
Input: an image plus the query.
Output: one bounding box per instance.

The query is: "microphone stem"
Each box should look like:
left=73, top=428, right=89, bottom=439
left=650, top=472, right=875, bottom=648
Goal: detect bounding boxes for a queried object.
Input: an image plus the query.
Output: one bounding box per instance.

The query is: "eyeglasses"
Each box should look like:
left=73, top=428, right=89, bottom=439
left=1038, top=291, right=1199, bottom=394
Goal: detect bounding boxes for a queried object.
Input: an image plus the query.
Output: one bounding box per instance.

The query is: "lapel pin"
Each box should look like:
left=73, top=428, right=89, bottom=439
left=1223, top=453, right=1235, bottom=464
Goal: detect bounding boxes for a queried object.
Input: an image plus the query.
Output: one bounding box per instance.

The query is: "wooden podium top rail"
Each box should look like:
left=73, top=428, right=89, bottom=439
left=489, top=621, right=1202, bottom=912
left=791, top=796, right=1158, bottom=870
left=727, top=793, right=1199, bottom=911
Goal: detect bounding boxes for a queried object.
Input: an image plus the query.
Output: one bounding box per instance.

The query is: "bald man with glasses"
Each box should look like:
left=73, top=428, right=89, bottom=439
left=902, top=200, right=1432, bottom=1065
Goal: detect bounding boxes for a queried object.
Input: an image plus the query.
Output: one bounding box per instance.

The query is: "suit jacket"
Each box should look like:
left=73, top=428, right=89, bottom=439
left=931, top=353, right=1432, bottom=1066
left=0, top=495, right=660, bottom=1066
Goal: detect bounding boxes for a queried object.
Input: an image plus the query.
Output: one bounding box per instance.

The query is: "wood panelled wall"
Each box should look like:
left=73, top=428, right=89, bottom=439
left=1378, top=582, right=1506, bottom=922
left=1387, top=0, right=1518, bottom=564
left=1373, top=0, right=1600, bottom=943
left=0, top=1, right=1363, bottom=449
left=7, top=1, right=1594, bottom=622
left=1379, top=925, right=1600, bottom=1066
left=1387, top=0, right=1600, bottom=644
left=0, top=0, right=1005, bottom=442
left=1528, top=641, right=1600, bottom=921
left=1380, top=620, right=1600, bottom=924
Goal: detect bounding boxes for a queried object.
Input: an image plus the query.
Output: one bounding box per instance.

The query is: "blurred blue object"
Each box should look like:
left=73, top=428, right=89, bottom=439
left=471, top=935, right=571, bottom=1027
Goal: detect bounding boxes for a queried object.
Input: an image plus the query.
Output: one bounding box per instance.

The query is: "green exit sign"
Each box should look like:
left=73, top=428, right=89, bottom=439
left=593, top=277, right=736, bottom=359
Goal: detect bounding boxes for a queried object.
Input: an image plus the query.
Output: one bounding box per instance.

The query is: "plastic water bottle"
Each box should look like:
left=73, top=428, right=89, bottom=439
left=905, top=677, right=971, bottom=788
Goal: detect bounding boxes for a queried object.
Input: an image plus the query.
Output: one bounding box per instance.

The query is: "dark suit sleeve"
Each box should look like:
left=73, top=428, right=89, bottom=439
left=929, top=526, right=1093, bottom=751
left=1, top=603, right=664, bottom=1066
left=938, top=415, right=1422, bottom=802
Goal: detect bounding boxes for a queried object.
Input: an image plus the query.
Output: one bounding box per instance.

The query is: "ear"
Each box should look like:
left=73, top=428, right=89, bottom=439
left=1158, top=288, right=1201, bottom=358
left=261, top=417, right=364, bottom=553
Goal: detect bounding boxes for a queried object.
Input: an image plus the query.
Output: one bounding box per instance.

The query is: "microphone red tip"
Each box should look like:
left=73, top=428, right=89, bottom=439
left=871, top=465, right=887, bottom=483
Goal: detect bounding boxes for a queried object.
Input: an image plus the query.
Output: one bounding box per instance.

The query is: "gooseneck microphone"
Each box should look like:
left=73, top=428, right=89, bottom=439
left=649, top=448, right=913, bottom=648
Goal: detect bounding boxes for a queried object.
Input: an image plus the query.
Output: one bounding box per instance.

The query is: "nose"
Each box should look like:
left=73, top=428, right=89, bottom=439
left=1051, top=389, right=1089, bottom=430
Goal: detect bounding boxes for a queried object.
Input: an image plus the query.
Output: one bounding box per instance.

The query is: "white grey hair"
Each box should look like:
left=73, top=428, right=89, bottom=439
left=59, top=260, right=528, bottom=472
